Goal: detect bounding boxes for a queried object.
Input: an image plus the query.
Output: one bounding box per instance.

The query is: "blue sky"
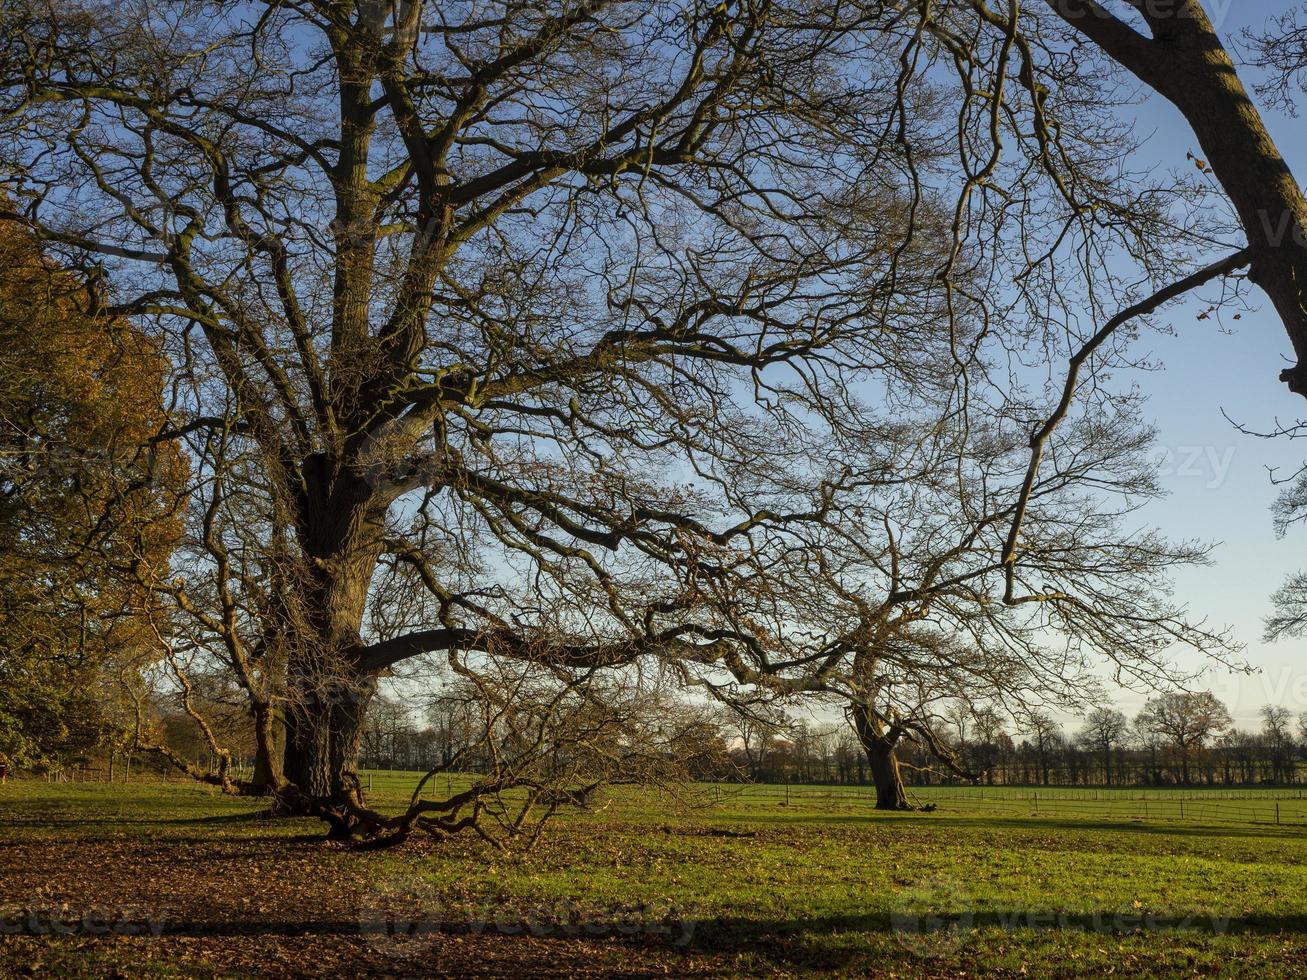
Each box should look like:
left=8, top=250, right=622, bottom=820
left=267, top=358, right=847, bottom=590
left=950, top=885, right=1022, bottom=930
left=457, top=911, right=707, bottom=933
left=1096, top=0, right=1307, bottom=726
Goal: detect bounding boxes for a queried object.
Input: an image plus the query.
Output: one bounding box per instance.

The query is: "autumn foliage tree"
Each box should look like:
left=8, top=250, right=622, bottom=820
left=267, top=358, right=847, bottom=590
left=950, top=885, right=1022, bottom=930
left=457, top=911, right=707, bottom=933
left=0, top=216, right=183, bottom=769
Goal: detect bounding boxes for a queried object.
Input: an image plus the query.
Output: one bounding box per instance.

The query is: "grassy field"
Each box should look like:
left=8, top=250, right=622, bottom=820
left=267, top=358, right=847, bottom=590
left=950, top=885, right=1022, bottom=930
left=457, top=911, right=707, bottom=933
left=361, top=769, right=1307, bottom=826
left=3, top=778, right=1307, bottom=977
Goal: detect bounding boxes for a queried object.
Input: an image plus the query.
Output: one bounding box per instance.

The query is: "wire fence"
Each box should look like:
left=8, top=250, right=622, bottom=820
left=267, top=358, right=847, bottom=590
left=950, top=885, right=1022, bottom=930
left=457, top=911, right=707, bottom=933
left=31, top=766, right=1307, bottom=827
left=355, top=771, right=1307, bottom=826
left=700, top=782, right=1307, bottom=826
left=36, top=759, right=259, bottom=785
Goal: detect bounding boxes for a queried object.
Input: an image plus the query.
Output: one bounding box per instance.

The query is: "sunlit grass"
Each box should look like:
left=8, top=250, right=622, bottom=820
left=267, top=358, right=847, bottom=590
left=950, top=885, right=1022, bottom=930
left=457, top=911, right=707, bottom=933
left=5, top=779, right=1307, bottom=976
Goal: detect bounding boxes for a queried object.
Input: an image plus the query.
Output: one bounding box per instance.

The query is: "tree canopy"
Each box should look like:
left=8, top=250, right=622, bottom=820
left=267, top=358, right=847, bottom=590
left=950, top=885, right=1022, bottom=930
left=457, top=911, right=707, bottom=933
left=0, top=0, right=1266, bottom=836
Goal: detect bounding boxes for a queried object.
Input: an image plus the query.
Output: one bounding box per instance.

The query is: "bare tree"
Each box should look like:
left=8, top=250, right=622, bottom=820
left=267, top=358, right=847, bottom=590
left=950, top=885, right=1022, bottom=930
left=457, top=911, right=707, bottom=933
left=1260, top=704, right=1294, bottom=784
left=1265, top=565, right=1307, bottom=641
left=1076, top=706, right=1128, bottom=786
left=700, top=384, right=1237, bottom=809
left=968, top=706, right=1009, bottom=785
left=0, top=0, right=983, bottom=834
left=1135, top=691, right=1233, bottom=785
left=721, top=703, right=791, bottom=783
left=0, top=0, right=1248, bottom=838
left=985, top=1, right=1307, bottom=673
left=1025, top=1, right=1307, bottom=399
left=1022, top=710, right=1062, bottom=786
left=358, top=693, right=412, bottom=770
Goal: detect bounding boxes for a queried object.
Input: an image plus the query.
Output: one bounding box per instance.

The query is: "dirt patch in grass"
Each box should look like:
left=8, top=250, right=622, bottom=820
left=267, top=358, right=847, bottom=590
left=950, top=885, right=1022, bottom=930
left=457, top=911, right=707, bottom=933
left=0, top=828, right=739, bottom=978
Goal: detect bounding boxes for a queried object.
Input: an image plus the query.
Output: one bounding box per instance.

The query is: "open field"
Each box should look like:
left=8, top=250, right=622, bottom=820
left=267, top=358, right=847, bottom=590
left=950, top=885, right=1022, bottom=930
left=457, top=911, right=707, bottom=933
left=3, top=780, right=1307, bottom=978
left=360, top=769, right=1307, bottom=826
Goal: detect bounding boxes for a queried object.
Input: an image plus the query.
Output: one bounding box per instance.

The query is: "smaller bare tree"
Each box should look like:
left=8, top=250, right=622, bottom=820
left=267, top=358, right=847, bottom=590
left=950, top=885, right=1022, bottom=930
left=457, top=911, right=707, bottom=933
left=1260, top=705, right=1294, bottom=785
left=1077, top=708, right=1129, bottom=786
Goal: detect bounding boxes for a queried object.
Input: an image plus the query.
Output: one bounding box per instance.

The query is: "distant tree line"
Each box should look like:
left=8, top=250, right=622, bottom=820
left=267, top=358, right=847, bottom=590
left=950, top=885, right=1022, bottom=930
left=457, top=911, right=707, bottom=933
left=338, top=689, right=1307, bottom=791
left=29, top=680, right=1307, bottom=796
left=733, top=697, right=1307, bottom=790
left=895, top=700, right=1307, bottom=790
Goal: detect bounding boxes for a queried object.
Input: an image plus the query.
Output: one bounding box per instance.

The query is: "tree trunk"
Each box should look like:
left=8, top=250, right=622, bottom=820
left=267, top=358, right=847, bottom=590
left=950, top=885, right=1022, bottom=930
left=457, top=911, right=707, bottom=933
left=283, top=675, right=376, bottom=818
left=278, top=462, right=388, bottom=836
left=866, top=736, right=912, bottom=810
left=250, top=701, right=285, bottom=793
left=1049, top=0, right=1307, bottom=398
left=850, top=705, right=913, bottom=811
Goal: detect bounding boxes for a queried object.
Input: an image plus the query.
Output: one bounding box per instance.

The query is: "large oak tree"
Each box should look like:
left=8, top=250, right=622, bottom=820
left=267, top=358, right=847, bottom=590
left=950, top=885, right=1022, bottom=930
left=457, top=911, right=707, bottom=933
left=0, top=0, right=1238, bottom=834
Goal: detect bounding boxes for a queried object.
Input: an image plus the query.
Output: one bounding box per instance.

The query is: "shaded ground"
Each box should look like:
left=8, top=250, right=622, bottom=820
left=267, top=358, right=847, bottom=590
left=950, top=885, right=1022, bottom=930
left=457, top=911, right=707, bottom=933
left=3, top=782, right=1307, bottom=977
left=0, top=796, right=718, bottom=977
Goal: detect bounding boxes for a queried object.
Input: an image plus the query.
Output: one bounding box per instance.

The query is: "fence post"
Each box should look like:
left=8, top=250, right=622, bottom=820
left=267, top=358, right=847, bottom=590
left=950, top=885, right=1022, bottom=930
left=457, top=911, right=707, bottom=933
left=1277, top=803, right=1281, bottom=825
left=1179, top=799, right=1184, bottom=820
left=1033, top=792, right=1038, bottom=814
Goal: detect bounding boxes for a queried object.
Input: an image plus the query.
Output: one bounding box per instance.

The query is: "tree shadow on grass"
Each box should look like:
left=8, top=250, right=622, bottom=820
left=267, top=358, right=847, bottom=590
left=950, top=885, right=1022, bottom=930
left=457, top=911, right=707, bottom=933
left=1, top=809, right=279, bottom=829
left=39, top=908, right=1306, bottom=975
left=921, top=813, right=1307, bottom=841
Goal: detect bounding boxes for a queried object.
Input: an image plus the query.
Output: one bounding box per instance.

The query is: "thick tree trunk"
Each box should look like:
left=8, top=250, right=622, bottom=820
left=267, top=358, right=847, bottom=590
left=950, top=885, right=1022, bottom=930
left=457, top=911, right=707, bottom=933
left=282, top=675, right=377, bottom=837
left=1049, top=0, right=1307, bottom=397
left=278, top=460, right=389, bottom=836
left=850, top=704, right=914, bottom=811
left=283, top=678, right=376, bottom=796
left=866, top=737, right=912, bottom=810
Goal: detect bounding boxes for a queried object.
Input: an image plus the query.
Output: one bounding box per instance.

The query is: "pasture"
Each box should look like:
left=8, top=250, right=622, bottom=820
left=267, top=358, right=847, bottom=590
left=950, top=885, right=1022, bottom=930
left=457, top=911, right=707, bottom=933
left=3, top=777, right=1307, bottom=977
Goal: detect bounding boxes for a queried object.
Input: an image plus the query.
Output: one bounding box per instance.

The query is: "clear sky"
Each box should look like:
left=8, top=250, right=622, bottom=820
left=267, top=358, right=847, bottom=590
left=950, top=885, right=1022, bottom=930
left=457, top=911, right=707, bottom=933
left=1095, top=0, right=1307, bottom=727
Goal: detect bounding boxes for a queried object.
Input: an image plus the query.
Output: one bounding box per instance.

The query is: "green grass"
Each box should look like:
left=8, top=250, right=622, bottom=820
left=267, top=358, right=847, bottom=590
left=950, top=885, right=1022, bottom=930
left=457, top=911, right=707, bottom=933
left=357, top=768, right=1307, bottom=826
left=3, top=778, right=1307, bottom=977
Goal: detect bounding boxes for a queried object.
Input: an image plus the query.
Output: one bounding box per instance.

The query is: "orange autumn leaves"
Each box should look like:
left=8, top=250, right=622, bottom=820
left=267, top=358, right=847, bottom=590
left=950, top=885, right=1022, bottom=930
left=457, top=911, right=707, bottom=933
left=0, top=215, right=186, bottom=765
